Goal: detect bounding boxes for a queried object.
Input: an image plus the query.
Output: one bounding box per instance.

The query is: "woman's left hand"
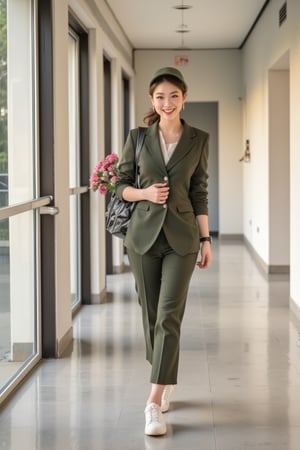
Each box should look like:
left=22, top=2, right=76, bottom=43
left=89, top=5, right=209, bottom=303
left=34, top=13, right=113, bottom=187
left=196, top=242, right=212, bottom=269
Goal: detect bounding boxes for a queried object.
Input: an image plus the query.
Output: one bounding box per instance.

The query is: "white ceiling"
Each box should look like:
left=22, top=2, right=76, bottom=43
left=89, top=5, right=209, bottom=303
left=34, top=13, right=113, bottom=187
left=105, top=0, right=268, bottom=50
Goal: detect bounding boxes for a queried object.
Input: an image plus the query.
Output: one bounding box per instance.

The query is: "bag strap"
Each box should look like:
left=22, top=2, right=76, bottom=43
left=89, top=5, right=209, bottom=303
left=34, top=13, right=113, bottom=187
left=135, top=127, right=146, bottom=185
left=135, top=126, right=146, bottom=163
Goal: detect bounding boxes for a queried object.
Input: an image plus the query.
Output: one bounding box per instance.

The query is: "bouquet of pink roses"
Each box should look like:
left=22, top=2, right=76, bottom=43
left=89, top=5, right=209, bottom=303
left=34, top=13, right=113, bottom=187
left=90, top=153, right=119, bottom=195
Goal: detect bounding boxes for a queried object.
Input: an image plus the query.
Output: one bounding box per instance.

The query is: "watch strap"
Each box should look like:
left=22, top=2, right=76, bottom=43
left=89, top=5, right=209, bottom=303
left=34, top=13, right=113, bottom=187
left=200, top=236, right=212, bottom=244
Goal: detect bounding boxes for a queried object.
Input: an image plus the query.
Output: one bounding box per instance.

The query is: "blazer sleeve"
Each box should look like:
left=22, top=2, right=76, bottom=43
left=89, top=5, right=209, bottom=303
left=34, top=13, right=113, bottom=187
left=115, top=128, right=139, bottom=200
left=189, top=131, right=209, bottom=216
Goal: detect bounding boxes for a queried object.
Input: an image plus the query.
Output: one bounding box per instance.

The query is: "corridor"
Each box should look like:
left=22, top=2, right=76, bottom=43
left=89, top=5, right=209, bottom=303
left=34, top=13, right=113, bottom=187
left=0, top=239, right=299, bottom=450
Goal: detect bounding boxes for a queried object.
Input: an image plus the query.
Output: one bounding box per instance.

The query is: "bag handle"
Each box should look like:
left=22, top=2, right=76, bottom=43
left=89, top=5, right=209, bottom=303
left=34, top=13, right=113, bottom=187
left=135, top=127, right=146, bottom=187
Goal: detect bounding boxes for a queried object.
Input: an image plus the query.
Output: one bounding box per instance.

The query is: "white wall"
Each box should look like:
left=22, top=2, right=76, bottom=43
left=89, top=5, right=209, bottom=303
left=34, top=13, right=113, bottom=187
left=242, top=0, right=300, bottom=309
left=289, top=0, right=300, bottom=312
left=268, top=69, right=290, bottom=268
left=134, top=50, right=243, bottom=236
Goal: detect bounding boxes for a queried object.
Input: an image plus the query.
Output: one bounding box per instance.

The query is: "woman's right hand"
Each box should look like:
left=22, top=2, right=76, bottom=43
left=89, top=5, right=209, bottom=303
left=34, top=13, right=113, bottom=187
left=143, top=183, right=170, bottom=204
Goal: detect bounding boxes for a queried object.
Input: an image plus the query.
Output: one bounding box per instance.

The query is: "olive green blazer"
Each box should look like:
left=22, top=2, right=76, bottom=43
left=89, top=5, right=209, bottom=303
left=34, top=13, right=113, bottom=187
left=116, top=120, right=209, bottom=256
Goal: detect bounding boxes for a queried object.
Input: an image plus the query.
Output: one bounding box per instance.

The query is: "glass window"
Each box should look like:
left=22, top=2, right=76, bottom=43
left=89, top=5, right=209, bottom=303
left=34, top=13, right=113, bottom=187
left=68, top=29, right=81, bottom=308
left=0, top=0, right=39, bottom=402
left=0, top=0, right=8, bottom=246
left=0, top=213, right=37, bottom=383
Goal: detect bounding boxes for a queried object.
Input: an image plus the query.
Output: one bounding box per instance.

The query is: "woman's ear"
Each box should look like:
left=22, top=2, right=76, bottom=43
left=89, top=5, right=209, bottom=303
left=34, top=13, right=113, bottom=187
left=149, top=95, right=155, bottom=112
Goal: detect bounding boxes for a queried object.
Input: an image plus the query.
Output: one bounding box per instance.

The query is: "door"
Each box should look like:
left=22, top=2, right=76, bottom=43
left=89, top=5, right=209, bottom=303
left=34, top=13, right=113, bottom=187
left=182, top=102, right=219, bottom=234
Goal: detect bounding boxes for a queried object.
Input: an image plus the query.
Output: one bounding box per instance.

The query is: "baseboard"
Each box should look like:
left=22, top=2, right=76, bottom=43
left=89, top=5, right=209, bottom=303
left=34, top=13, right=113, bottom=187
left=243, top=236, right=290, bottom=275
left=113, top=263, right=126, bottom=274
left=268, top=265, right=290, bottom=274
left=219, top=234, right=243, bottom=241
left=290, top=297, right=300, bottom=325
left=91, top=288, right=107, bottom=304
left=56, top=326, right=73, bottom=358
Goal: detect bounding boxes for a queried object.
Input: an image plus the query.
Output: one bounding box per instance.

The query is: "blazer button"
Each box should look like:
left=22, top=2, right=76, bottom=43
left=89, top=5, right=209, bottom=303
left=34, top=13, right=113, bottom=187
left=163, top=176, right=169, bottom=183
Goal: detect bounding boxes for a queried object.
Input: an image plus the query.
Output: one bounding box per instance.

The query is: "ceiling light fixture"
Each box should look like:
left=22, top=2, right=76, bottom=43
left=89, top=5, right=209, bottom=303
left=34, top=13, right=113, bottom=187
left=173, top=2, right=192, bottom=47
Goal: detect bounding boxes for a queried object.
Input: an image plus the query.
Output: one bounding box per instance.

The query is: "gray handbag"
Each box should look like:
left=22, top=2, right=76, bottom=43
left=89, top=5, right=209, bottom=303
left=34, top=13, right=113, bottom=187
left=105, top=127, right=146, bottom=239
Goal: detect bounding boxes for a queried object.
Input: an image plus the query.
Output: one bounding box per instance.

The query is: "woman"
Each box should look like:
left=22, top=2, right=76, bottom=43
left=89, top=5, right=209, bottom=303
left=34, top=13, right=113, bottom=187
left=115, top=67, right=212, bottom=436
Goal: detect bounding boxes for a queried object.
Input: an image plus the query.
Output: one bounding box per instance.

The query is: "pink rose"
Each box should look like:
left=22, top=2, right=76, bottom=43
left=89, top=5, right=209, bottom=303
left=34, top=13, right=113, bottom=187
left=106, top=153, right=118, bottom=164
left=98, top=184, right=107, bottom=195
left=90, top=173, right=99, bottom=183
left=96, top=161, right=104, bottom=171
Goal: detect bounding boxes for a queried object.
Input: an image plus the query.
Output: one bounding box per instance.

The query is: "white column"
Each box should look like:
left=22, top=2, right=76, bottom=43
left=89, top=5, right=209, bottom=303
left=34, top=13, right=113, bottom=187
left=89, top=29, right=107, bottom=302
left=111, top=59, right=126, bottom=272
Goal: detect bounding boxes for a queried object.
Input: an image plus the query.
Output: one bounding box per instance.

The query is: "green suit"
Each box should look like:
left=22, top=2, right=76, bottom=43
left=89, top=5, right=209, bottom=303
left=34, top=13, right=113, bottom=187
left=116, top=120, right=209, bottom=384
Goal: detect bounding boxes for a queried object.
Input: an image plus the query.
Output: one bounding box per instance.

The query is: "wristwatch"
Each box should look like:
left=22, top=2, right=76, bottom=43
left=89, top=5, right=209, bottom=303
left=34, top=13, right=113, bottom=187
left=200, top=236, right=212, bottom=244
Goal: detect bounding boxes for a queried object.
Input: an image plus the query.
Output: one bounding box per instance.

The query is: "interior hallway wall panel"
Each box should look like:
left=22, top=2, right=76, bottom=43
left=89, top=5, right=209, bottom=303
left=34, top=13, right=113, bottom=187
left=242, top=0, right=300, bottom=311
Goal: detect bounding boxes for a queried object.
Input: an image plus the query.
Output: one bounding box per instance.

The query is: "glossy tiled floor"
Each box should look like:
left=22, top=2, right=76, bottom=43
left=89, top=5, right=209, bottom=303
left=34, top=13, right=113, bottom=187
left=1, top=240, right=300, bottom=449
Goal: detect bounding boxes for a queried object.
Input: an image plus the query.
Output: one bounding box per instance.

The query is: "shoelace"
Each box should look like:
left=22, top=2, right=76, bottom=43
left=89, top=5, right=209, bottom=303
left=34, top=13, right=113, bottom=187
left=146, top=404, right=160, bottom=423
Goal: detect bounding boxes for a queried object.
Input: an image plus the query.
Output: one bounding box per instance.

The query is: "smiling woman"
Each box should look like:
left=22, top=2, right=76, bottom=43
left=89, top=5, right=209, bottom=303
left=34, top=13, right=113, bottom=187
left=115, top=66, right=212, bottom=436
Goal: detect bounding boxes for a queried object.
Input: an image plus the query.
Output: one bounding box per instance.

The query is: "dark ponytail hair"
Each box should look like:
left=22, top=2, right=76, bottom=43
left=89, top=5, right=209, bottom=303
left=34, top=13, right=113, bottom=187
left=143, top=74, right=188, bottom=126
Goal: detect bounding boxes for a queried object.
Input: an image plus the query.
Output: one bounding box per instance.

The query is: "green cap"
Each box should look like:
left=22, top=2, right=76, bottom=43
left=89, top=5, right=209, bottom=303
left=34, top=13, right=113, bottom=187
left=149, top=66, right=187, bottom=88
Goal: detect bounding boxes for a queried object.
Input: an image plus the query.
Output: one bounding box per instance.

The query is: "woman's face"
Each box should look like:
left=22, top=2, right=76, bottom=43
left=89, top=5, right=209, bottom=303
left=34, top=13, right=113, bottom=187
left=151, top=81, right=186, bottom=121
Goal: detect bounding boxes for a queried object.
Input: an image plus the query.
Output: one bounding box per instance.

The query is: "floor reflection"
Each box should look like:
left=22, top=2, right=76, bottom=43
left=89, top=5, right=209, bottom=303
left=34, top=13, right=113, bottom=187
left=1, top=240, right=300, bottom=449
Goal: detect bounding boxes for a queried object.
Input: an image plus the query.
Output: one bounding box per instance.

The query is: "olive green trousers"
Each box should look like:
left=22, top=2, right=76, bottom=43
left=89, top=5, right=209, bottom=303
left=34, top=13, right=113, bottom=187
left=127, top=230, right=198, bottom=385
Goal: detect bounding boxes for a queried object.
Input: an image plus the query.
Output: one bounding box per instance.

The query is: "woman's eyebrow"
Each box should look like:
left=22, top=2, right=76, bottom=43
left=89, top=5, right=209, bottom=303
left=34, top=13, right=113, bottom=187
left=155, top=90, right=180, bottom=95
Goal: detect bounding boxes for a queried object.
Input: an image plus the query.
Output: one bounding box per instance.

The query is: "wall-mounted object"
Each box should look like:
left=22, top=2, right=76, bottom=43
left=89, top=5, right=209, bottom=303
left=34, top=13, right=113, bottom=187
left=239, top=139, right=251, bottom=162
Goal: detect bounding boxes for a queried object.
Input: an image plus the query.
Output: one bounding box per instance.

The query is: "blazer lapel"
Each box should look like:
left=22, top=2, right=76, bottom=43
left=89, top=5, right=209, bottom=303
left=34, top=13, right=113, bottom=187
left=166, top=121, right=196, bottom=170
left=144, top=121, right=197, bottom=171
left=144, top=122, right=166, bottom=168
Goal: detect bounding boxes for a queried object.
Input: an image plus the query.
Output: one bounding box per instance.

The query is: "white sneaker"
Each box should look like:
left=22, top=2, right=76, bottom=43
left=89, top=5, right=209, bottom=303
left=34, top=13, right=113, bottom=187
left=161, top=385, right=174, bottom=413
left=144, top=403, right=167, bottom=436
